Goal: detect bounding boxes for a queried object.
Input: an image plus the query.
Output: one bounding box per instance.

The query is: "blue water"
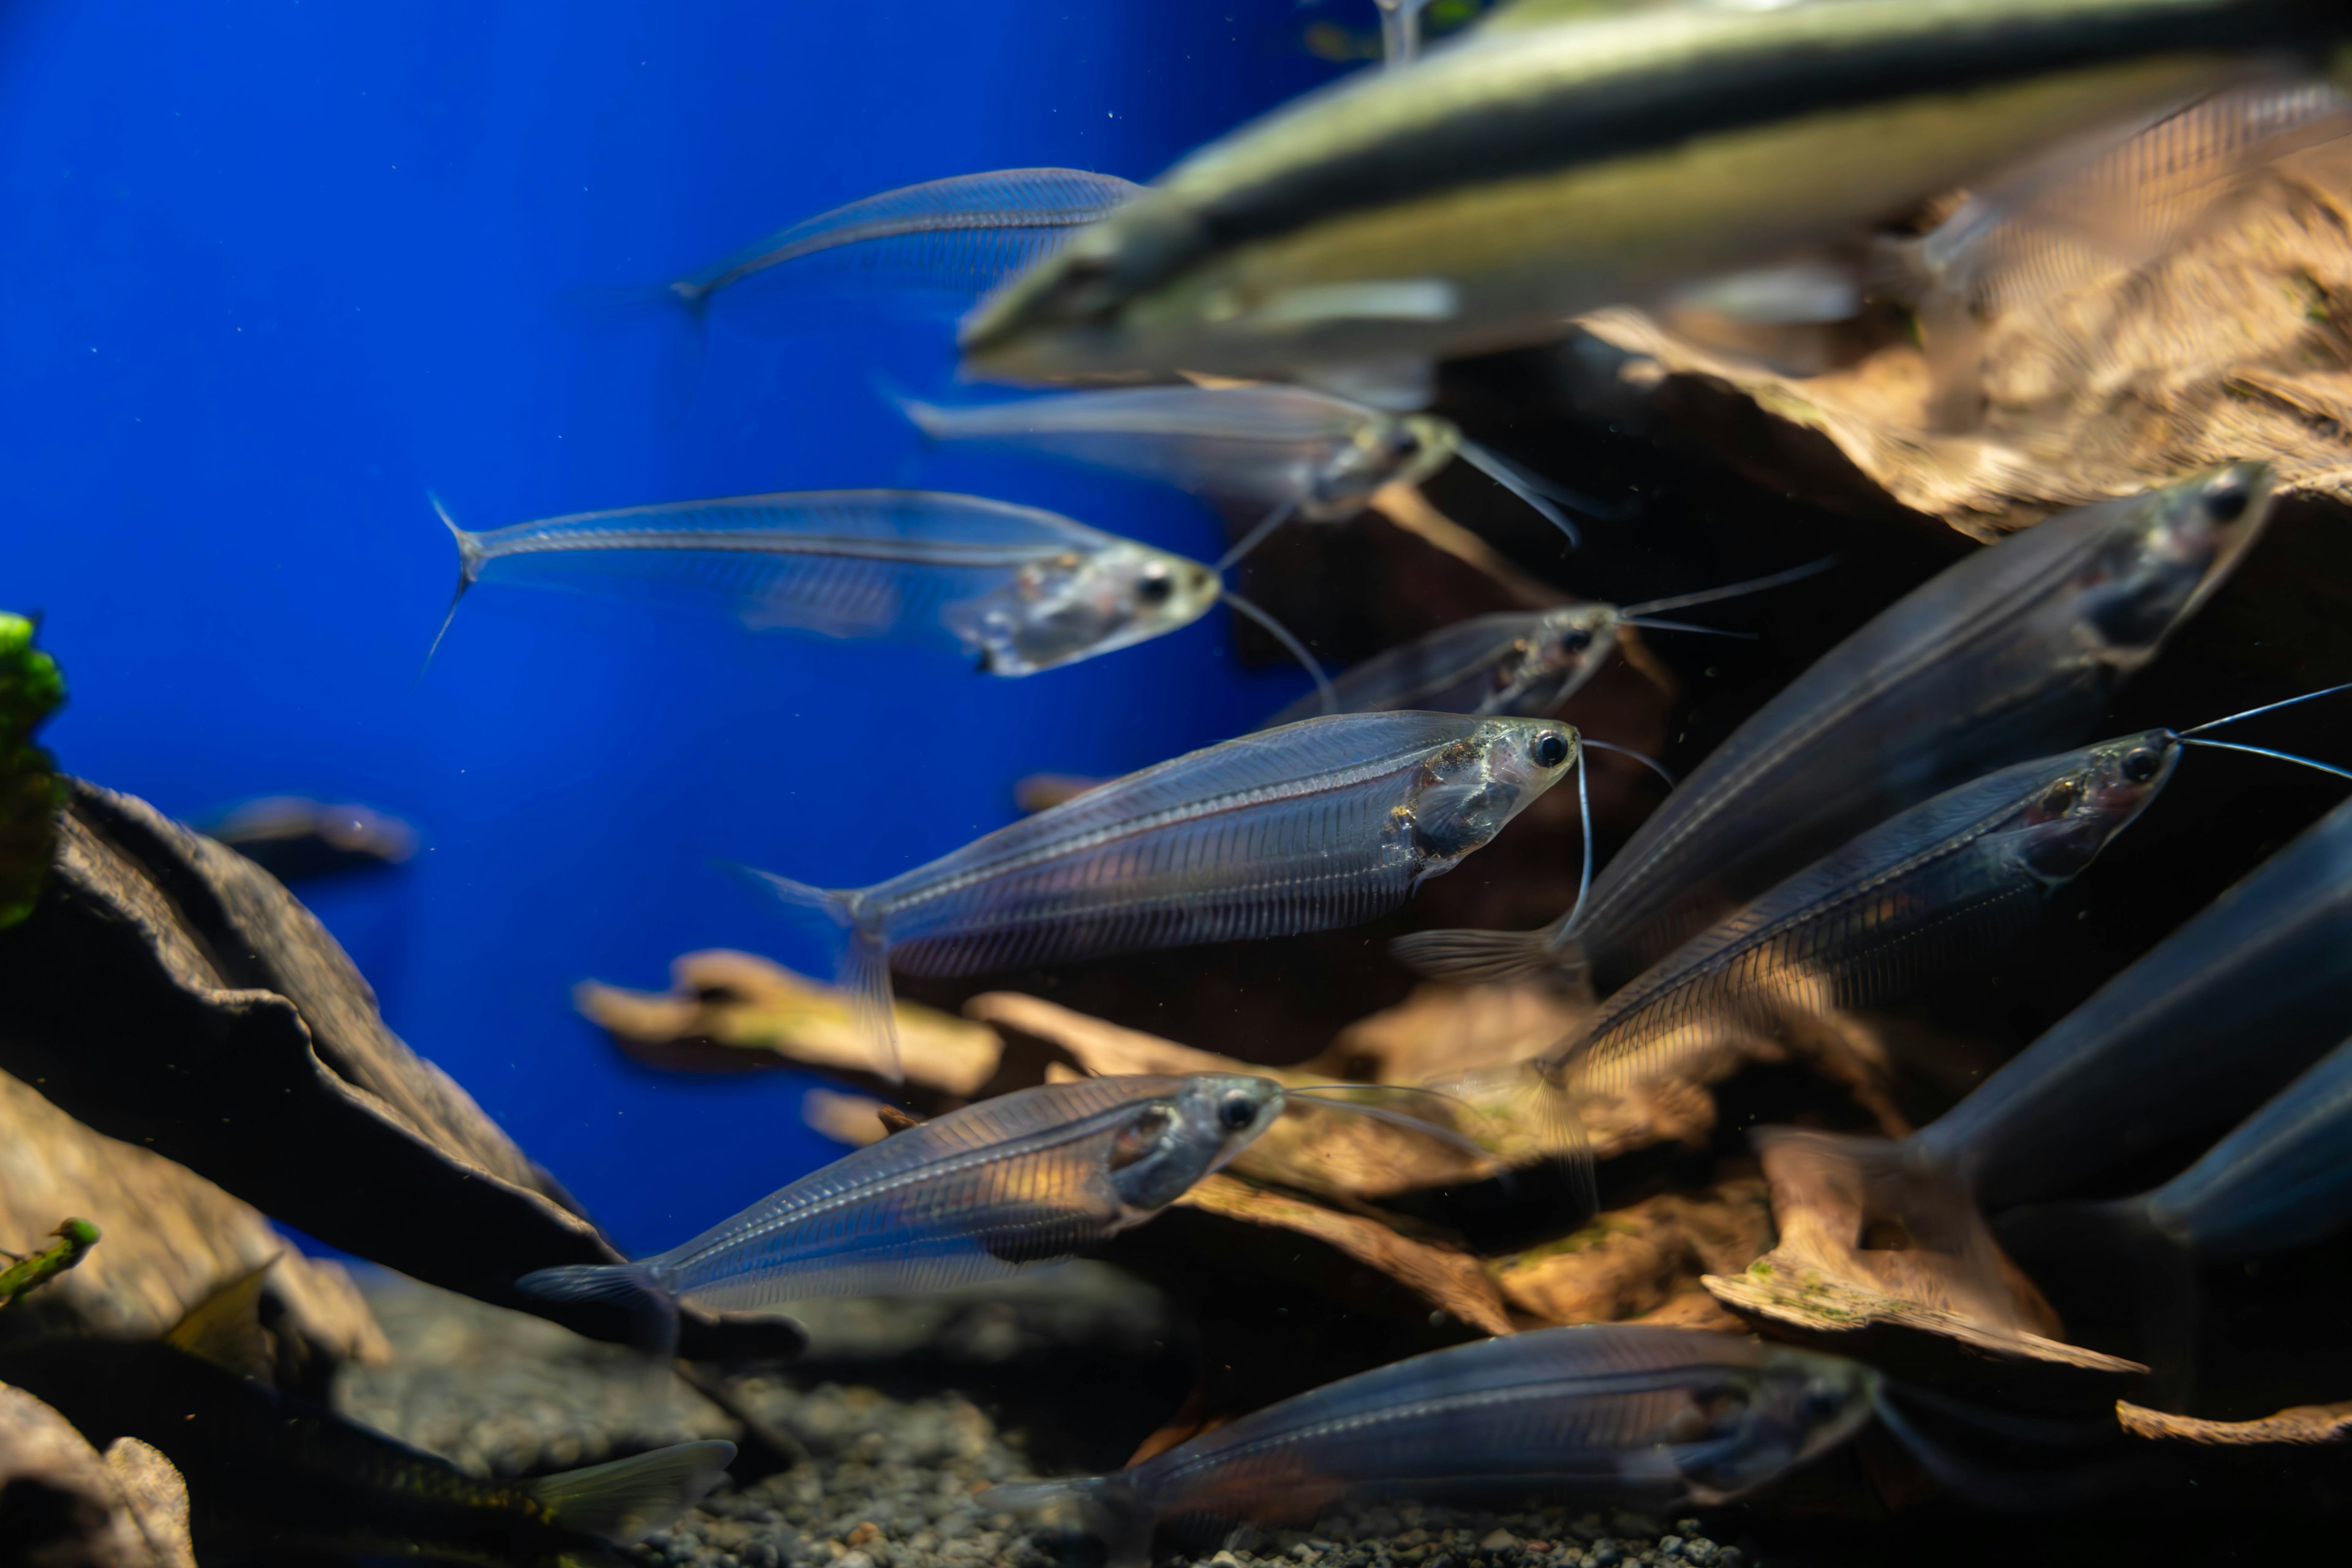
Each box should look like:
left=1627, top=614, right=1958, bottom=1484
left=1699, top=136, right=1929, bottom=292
left=0, top=3, right=1348, bottom=1251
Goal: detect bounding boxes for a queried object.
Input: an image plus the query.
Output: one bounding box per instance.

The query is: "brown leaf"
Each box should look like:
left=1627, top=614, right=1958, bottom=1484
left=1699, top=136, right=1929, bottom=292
left=2118, top=1399, right=2352, bottom=1446
left=1488, top=1178, right=1773, bottom=1328
left=580, top=951, right=1004, bottom=1096
left=1175, top=1174, right=1515, bottom=1337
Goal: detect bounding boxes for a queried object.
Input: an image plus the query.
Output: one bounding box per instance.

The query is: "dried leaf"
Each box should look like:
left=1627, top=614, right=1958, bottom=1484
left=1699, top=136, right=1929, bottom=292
left=1580, top=143, right=2352, bottom=537
left=1489, top=1178, right=1773, bottom=1327
left=579, top=951, right=1003, bottom=1096
left=800, top=1088, right=896, bottom=1148
left=2118, top=1399, right=2352, bottom=1446
left=1175, top=1173, right=1515, bottom=1337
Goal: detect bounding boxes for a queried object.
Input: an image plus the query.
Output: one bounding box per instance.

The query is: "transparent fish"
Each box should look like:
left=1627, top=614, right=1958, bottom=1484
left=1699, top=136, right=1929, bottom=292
left=1374, top=0, right=1434, bottom=66
left=517, top=1075, right=1286, bottom=1348
left=1392, top=464, right=2270, bottom=990
left=1759, top=777, right=2352, bottom=1337
left=422, top=489, right=1222, bottom=677
left=669, top=167, right=1143, bottom=312
left=1874, top=78, right=2352, bottom=424
left=1260, top=560, right=1831, bottom=728
left=985, top=1325, right=1880, bottom=1568
left=1537, top=733, right=2178, bottom=1155
left=963, top=0, right=2326, bottom=381
left=745, top=712, right=1580, bottom=1077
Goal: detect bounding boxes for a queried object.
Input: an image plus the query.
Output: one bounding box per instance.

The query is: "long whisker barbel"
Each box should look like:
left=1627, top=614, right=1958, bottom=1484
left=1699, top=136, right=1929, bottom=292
left=1580, top=737, right=1676, bottom=790
left=1216, top=498, right=1301, bottom=574
left=2177, top=679, right=2352, bottom=736
left=1286, top=1090, right=1499, bottom=1167
left=1224, top=590, right=1340, bottom=716
left=1565, top=747, right=1594, bottom=933
left=2179, top=737, right=2352, bottom=782
left=1454, top=439, right=1583, bottom=546
left=1621, top=557, right=1836, bottom=617
left=1618, top=616, right=1760, bottom=640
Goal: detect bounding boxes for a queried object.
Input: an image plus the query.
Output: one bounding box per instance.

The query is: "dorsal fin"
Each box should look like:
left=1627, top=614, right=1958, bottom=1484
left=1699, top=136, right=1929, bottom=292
left=164, top=1259, right=277, bottom=1381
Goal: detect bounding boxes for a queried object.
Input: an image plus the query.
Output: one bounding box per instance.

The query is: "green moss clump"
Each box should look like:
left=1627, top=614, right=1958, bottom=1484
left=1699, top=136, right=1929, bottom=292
left=0, top=614, right=66, bottom=929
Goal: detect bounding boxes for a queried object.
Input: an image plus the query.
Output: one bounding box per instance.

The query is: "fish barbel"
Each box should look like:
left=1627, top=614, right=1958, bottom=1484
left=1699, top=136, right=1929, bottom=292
left=422, top=489, right=1221, bottom=677
left=984, top=1325, right=1880, bottom=1568
left=1392, top=463, right=2271, bottom=990
left=963, top=0, right=2337, bottom=382
left=745, top=712, right=1579, bottom=1077
left=670, top=167, right=1142, bottom=312
left=1535, top=733, right=2178, bottom=1157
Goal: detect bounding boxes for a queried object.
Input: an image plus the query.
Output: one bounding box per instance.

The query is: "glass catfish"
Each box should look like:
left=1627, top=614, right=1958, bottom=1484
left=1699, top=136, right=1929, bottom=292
left=962, top=0, right=2338, bottom=383
left=746, top=712, right=1580, bottom=1077
left=984, top=1325, right=1880, bottom=1568
left=423, top=489, right=1222, bottom=677
left=518, top=1075, right=1287, bottom=1354
left=1394, top=464, right=2271, bottom=992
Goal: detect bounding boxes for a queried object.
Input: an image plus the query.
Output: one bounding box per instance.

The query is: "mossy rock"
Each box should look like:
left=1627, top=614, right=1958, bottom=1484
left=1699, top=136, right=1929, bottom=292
left=0, top=613, right=65, bottom=929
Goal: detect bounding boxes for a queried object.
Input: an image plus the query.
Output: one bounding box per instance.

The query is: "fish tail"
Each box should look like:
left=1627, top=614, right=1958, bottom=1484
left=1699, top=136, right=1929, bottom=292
left=1863, top=232, right=1935, bottom=307
left=420, top=492, right=486, bottom=677
left=891, top=390, right=952, bottom=441
left=979, top=1476, right=1153, bottom=1568
left=515, top=1262, right=682, bottom=1361
left=729, top=866, right=903, bottom=1083
left=1996, top=1197, right=2196, bottom=1408
left=526, top=1439, right=737, bottom=1545
left=1387, top=922, right=1586, bottom=986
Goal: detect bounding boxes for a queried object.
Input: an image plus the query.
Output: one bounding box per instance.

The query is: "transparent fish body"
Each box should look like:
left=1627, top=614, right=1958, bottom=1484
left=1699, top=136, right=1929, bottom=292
left=1553, top=734, right=2179, bottom=1102
left=989, top=1327, right=1878, bottom=1563
left=1262, top=606, right=1621, bottom=728
left=1917, top=790, right=2352, bottom=1210
left=2139, top=1032, right=2352, bottom=1262
left=750, top=712, right=1580, bottom=1076
left=433, top=490, right=1220, bottom=676
left=643, top=1075, right=1281, bottom=1310
left=902, top=385, right=1457, bottom=519
left=1392, top=464, right=2269, bottom=989
left=963, top=0, right=2319, bottom=380
left=675, top=168, right=1143, bottom=308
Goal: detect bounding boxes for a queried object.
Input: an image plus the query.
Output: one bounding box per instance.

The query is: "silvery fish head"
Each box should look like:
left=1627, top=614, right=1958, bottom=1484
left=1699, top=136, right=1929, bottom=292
left=1520, top=605, right=1624, bottom=701
left=1675, top=1350, right=1882, bottom=1506
left=2003, top=731, right=2180, bottom=888
left=961, top=194, right=1212, bottom=382
left=978, top=542, right=1220, bottom=676
left=1406, top=718, right=1579, bottom=867
left=1305, top=413, right=1460, bottom=518
left=1105, top=1073, right=1284, bottom=1215
left=2071, top=462, right=2272, bottom=661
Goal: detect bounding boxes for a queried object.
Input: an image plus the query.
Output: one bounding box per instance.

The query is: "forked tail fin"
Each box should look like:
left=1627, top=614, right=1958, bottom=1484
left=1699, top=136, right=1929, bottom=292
left=729, top=865, right=902, bottom=1081
left=1389, top=922, right=1586, bottom=987
left=420, top=492, right=487, bottom=677
left=527, top=1439, right=737, bottom=1545
left=979, top=1475, right=1153, bottom=1568
left=516, top=1261, right=681, bottom=1362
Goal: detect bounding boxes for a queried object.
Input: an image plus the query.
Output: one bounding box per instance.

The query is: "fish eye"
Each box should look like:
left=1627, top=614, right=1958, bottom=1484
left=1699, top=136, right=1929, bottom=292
left=1532, top=731, right=1570, bottom=769
left=1218, top=1091, right=1259, bottom=1131
left=1136, top=565, right=1174, bottom=605
left=1798, top=1378, right=1847, bottom=1424
left=2122, top=747, right=2163, bottom=783
left=2043, top=780, right=2081, bottom=814
left=1558, top=628, right=1594, bottom=655
left=2203, top=473, right=2250, bottom=523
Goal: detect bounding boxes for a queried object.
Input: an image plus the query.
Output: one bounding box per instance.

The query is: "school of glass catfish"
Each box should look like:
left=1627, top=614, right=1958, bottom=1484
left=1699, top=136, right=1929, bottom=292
left=418, top=1, right=2352, bottom=1553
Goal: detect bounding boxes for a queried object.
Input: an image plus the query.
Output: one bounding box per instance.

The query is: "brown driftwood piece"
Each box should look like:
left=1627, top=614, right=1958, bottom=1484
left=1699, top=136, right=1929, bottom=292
left=1490, top=1177, right=1772, bottom=1330
left=0, top=1384, right=197, bottom=1568
left=0, top=1066, right=385, bottom=1367
left=0, top=782, right=797, bottom=1360
left=1174, top=1174, right=1515, bottom=1337
left=1577, top=142, right=2352, bottom=538
left=2118, top=1398, right=2352, bottom=1446
left=578, top=949, right=1003, bottom=1096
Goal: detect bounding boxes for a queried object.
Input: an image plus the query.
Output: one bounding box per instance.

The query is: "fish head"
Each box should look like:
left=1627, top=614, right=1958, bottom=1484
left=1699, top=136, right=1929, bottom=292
left=1674, top=1350, right=1881, bottom=1506
left=2071, top=462, right=2273, bottom=661
left=1310, top=413, right=1462, bottom=516
left=960, top=195, right=1213, bottom=382
left=2004, top=730, right=2179, bottom=886
left=1408, top=719, right=1579, bottom=865
left=1521, top=606, right=1624, bottom=703
left=984, top=543, right=1221, bottom=676
left=1106, top=1074, right=1284, bottom=1213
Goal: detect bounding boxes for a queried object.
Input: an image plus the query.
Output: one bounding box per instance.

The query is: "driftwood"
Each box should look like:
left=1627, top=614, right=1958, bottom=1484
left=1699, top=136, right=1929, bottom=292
left=0, top=782, right=799, bottom=1361
left=1578, top=140, right=2352, bottom=538
left=1489, top=1177, right=1771, bottom=1333
left=0, top=1066, right=386, bottom=1369
left=0, top=1384, right=196, bottom=1568
left=2118, top=1398, right=2352, bottom=1446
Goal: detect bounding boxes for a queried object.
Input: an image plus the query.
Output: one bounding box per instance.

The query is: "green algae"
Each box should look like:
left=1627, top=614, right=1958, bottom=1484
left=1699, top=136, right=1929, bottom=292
left=0, top=613, right=65, bottom=929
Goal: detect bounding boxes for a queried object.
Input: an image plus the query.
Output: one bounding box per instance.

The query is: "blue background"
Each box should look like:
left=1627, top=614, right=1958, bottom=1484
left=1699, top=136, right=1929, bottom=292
left=0, top=2, right=1358, bottom=1251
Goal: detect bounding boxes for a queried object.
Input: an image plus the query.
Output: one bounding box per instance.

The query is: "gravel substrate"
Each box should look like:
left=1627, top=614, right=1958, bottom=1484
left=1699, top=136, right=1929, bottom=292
left=335, top=1268, right=1752, bottom=1568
